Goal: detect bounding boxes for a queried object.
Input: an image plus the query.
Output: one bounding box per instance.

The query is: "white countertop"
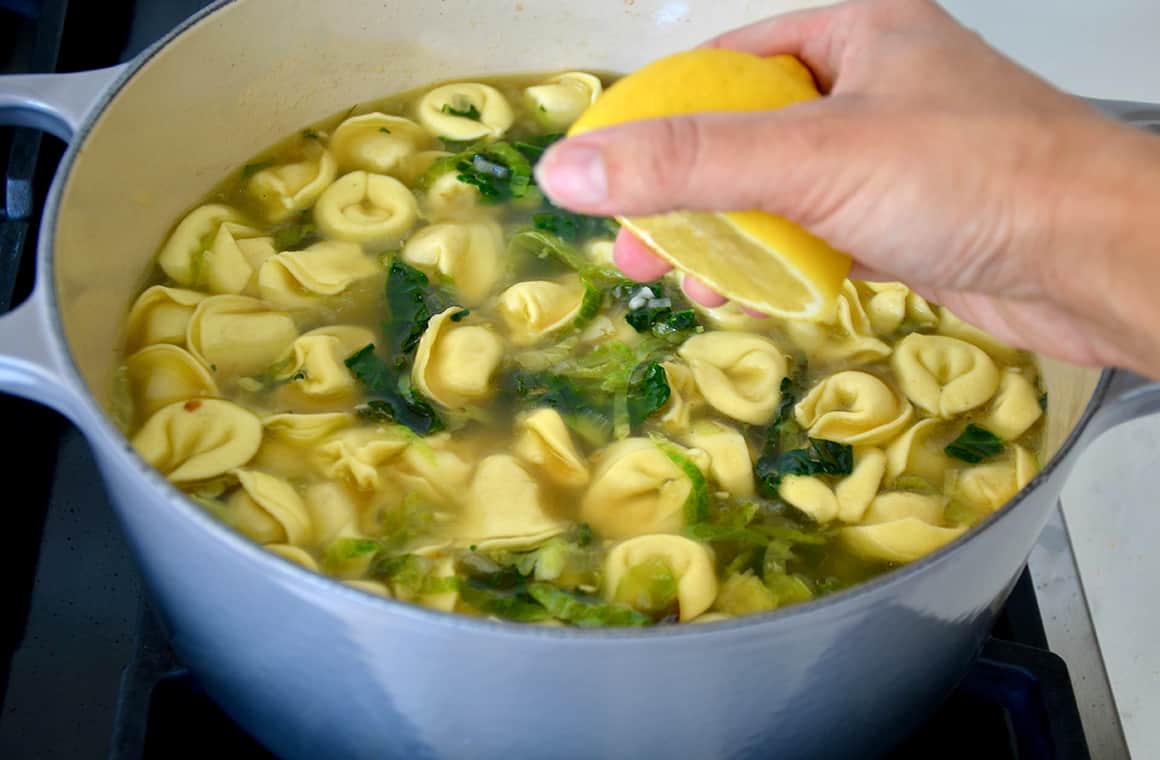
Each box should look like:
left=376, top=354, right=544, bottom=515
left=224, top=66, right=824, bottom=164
left=937, top=2, right=1160, bottom=757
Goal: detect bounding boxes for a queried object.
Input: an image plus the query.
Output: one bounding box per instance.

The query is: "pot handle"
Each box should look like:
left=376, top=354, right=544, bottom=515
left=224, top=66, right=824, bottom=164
left=1083, top=368, right=1160, bottom=443
left=0, top=64, right=130, bottom=418
left=0, top=64, right=128, bottom=141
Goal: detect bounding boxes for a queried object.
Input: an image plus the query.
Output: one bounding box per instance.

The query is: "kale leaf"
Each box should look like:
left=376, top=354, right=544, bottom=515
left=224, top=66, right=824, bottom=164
left=527, top=583, right=650, bottom=627
left=345, top=345, right=443, bottom=435
left=441, top=102, right=481, bottom=120
left=944, top=424, right=1004, bottom=464
left=626, top=362, right=671, bottom=429
left=755, top=438, right=854, bottom=497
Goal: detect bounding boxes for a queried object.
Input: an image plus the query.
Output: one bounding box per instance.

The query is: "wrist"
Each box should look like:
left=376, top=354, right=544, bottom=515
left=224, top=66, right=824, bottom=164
left=1034, top=118, right=1160, bottom=377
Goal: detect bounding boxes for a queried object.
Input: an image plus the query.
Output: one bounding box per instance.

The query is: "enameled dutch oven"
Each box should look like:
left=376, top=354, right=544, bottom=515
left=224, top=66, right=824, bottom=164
left=2, top=1, right=1159, bottom=757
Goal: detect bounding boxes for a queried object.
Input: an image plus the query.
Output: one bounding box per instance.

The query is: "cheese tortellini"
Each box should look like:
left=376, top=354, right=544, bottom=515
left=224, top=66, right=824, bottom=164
left=157, top=205, right=272, bottom=294
left=524, top=72, right=603, bottom=130
left=457, top=454, right=566, bottom=550
left=513, top=408, right=589, bottom=488
left=132, top=399, right=262, bottom=483
left=125, top=286, right=207, bottom=351
left=186, top=295, right=298, bottom=378
left=795, top=371, right=913, bottom=445
left=497, top=276, right=587, bottom=347
left=891, top=334, right=1000, bottom=418
left=604, top=535, right=717, bottom=622
left=247, top=142, right=338, bottom=223
left=412, top=308, right=504, bottom=409
left=125, top=344, right=219, bottom=421
left=677, top=332, right=787, bottom=425
left=580, top=438, right=709, bottom=539
left=314, top=171, right=419, bottom=248
left=329, top=113, right=431, bottom=175
left=120, top=70, right=1049, bottom=627
left=416, top=82, right=514, bottom=141
left=401, top=222, right=504, bottom=306
left=784, top=281, right=891, bottom=365
left=257, top=240, right=382, bottom=310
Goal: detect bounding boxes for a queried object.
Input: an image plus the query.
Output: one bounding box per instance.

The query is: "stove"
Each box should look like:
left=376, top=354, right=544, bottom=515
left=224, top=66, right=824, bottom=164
left=0, top=2, right=1110, bottom=758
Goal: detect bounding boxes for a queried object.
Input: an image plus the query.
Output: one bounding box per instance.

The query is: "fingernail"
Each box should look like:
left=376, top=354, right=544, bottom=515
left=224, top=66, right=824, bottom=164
left=536, top=143, right=608, bottom=205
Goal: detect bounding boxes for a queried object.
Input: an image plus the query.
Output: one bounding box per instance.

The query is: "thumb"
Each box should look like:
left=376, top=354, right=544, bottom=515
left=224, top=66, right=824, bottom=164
left=534, top=100, right=858, bottom=224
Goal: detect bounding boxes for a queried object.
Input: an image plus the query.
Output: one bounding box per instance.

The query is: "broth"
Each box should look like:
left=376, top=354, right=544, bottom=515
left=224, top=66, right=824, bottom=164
left=113, top=71, right=1044, bottom=626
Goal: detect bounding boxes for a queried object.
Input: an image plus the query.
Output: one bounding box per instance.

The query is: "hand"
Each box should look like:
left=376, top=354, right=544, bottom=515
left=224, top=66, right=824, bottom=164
left=534, top=0, right=1160, bottom=378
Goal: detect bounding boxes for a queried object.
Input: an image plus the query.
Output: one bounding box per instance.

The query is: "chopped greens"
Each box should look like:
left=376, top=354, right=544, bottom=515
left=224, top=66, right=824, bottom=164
left=532, top=210, right=619, bottom=242
left=755, top=438, right=854, bottom=496
left=272, top=211, right=316, bottom=250
left=441, top=102, right=481, bottom=120
left=653, top=435, right=710, bottom=524
left=240, top=160, right=273, bottom=181
left=346, top=347, right=444, bottom=435
left=384, top=260, right=442, bottom=361
left=627, top=363, right=671, bottom=429
left=945, top=424, right=1004, bottom=464
left=622, top=282, right=701, bottom=338
left=610, top=557, right=679, bottom=619
left=528, top=584, right=650, bottom=627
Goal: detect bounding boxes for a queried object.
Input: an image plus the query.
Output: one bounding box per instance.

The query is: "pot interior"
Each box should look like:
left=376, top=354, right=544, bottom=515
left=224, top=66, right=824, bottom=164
left=50, top=0, right=1101, bottom=461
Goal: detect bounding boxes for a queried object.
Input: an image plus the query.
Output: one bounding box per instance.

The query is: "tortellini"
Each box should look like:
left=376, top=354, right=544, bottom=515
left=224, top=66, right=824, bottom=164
left=779, top=447, right=886, bottom=523
left=401, top=222, right=504, bottom=306
left=257, top=241, right=382, bottom=310
left=226, top=469, right=313, bottom=545
left=329, top=113, right=431, bottom=175
left=885, top=418, right=950, bottom=484
left=314, top=171, right=419, bottom=248
left=604, top=535, right=717, bottom=622
left=421, top=169, right=484, bottom=221
left=863, top=491, right=947, bottom=525
left=125, top=286, right=207, bottom=351
left=247, top=142, right=337, bottom=223
left=275, top=325, right=376, bottom=403
left=891, top=334, right=1000, bottom=418
left=680, top=420, right=754, bottom=498
left=186, top=295, right=298, bottom=378
left=854, top=281, right=937, bottom=335
left=513, top=408, right=589, bottom=488
left=949, top=445, right=1038, bottom=514
left=795, top=371, right=913, bottom=445
left=157, top=204, right=271, bottom=294
left=840, top=518, right=966, bottom=564
left=416, top=82, right=514, bottom=141
left=132, top=399, right=262, bottom=483
left=677, top=332, right=787, bottom=425
left=981, top=369, right=1043, bottom=440
left=497, top=276, right=586, bottom=346
left=125, top=344, right=218, bottom=421
left=457, top=454, right=566, bottom=550
left=524, top=72, right=603, bottom=130
left=314, top=426, right=411, bottom=491
left=412, top=308, right=504, bottom=409
left=304, top=480, right=361, bottom=545
left=784, top=281, right=891, bottom=365
left=658, top=361, right=702, bottom=435
left=580, top=438, right=709, bottom=539
left=257, top=411, right=355, bottom=473
left=384, top=436, right=474, bottom=511
left=266, top=544, right=321, bottom=572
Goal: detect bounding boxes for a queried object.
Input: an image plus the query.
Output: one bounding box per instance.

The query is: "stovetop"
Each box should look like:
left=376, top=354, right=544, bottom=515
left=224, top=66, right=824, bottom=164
left=0, top=1, right=1097, bottom=758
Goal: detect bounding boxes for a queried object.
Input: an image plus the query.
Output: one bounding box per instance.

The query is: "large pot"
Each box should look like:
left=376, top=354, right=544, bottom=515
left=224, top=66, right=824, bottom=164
left=1, top=1, right=1158, bottom=757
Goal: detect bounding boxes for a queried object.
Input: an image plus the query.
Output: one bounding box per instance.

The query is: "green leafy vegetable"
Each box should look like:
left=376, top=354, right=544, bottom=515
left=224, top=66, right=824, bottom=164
left=513, top=133, right=564, bottom=160
left=530, top=583, right=650, bottom=627
left=621, top=281, right=701, bottom=338
left=302, top=129, right=321, bottom=140
left=755, top=438, right=853, bottom=497
left=441, top=102, right=481, bottom=120
left=944, top=424, right=1004, bottom=464
left=627, top=362, right=671, bottom=428
left=1039, top=392, right=1048, bottom=412
left=273, top=211, right=316, bottom=250
left=384, top=260, right=441, bottom=361
left=459, top=580, right=551, bottom=622
left=532, top=210, right=619, bottom=242
left=653, top=435, right=710, bottom=523
left=714, top=572, right=777, bottom=616
left=611, top=557, right=679, bottom=619
left=378, top=127, right=392, bottom=134
left=345, top=345, right=443, bottom=435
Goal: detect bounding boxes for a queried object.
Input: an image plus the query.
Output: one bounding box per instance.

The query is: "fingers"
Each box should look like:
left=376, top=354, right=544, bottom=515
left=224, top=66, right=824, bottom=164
left=699, top=4, right=847, bottom=91
left=536, top=102, right=851, bottom=220
left=613, top=227, right=672, bottom=281
left=682, top=275, right=728, bottom=307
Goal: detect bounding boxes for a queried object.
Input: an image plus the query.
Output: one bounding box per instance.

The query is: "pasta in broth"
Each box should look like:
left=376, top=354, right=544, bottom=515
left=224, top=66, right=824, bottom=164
left=114, top=71, right=1045, bottom=627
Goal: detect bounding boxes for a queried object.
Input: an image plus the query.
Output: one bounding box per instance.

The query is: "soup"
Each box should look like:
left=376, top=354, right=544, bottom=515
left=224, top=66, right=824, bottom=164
left=113, top=71, right=1044, bottom=626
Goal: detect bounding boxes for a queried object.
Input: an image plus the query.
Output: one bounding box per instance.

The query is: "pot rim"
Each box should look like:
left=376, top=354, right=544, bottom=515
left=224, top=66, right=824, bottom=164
left=39, top=0, right=1117, bottom=640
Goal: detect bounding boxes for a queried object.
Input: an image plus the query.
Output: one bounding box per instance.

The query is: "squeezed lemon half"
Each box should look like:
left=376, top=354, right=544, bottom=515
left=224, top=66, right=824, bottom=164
left=567, top=49, right=851, bottom=321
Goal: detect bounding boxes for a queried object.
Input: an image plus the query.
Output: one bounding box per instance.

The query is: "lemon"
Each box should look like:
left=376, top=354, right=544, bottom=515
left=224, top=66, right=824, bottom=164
left=568, top=49, right=851, bottom=321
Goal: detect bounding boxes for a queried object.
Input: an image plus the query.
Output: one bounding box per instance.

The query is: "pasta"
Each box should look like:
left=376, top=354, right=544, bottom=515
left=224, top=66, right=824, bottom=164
left=117, top=70, right=1047, bottom=628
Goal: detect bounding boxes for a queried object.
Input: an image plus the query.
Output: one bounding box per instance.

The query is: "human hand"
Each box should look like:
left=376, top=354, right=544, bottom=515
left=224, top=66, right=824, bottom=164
left=534, top=0, right=1160, bottom=377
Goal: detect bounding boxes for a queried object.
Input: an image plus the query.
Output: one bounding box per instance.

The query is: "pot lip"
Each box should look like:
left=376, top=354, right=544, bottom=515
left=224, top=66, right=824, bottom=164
left=38, top=0, right=1117, bottom=641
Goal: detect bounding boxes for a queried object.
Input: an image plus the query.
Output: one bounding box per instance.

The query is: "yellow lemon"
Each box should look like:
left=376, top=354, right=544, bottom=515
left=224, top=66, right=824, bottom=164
left=568, top=49, right=851, bottom=321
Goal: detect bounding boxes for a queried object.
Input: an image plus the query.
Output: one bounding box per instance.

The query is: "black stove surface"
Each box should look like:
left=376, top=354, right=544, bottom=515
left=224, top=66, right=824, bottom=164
left=0, top=2, right=1093, bottom=759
